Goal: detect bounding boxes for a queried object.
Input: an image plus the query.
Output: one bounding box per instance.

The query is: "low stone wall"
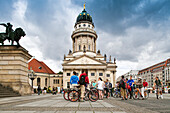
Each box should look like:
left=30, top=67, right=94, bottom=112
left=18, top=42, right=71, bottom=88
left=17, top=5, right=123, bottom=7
left=0, top=45, right=32, bottom=95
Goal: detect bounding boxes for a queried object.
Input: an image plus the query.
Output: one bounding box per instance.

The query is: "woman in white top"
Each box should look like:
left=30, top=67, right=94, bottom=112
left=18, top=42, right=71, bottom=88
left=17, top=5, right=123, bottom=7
left=97, top=77, right=104, bottom=99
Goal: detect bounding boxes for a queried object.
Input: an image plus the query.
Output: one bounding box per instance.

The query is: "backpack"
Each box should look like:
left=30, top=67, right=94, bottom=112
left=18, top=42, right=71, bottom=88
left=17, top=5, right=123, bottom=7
left=120, top=79, right=125, bottom=89
left=79, top=75, right=86, bottom=85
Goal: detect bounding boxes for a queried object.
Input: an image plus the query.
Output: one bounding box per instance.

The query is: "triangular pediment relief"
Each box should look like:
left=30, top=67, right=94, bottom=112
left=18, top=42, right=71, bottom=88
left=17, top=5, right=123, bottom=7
left=63, top=55, right=106, bottom=65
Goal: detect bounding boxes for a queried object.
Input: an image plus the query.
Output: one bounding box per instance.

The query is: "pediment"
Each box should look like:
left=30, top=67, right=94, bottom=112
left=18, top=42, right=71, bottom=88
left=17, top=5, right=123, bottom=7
left=63, top=55, right=106, bottom=65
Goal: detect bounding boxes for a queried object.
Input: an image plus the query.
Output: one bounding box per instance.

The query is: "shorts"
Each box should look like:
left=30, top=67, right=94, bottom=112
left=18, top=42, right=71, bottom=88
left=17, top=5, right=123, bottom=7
left=155, top=86, right=162, bottom=91
left=98, top=89, right=103, bottom=91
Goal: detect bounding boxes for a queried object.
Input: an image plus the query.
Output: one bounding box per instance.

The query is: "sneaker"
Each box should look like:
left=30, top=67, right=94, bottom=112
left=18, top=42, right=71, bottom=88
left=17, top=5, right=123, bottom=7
left=161, top=95, right=163, bottom=99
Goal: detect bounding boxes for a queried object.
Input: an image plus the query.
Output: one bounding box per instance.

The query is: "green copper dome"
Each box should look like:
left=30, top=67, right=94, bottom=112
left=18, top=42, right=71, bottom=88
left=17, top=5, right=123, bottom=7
left=76, top=9, right=93, bottom=23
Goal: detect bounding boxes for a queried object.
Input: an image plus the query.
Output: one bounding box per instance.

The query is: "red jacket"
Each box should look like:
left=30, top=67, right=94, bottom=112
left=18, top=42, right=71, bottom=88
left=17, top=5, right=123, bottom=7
left=79, top=73, right=89, bottom=84
left=143, top=82, right=148, bottom=87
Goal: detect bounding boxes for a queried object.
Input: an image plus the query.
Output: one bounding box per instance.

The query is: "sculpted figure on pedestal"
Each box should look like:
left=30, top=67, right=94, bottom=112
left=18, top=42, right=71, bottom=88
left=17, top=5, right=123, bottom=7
left=0, top=22, right=26, bottom=46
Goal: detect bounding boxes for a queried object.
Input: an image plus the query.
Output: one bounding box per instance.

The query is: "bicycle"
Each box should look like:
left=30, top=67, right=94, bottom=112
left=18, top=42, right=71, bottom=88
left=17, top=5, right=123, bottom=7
left=63, top=88, right=71, bottom=101
left=68, top=87, right=99, bottom=102
left=113, top=88, right=121, bottom=98
left=133, top=88, right=143, bottom=100
left=143, top=87, right=149, bottom=99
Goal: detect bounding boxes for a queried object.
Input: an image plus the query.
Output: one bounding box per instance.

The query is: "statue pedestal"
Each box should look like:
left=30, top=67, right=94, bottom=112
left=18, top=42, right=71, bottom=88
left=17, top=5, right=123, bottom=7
left=0, top=45, right=32, bottom=95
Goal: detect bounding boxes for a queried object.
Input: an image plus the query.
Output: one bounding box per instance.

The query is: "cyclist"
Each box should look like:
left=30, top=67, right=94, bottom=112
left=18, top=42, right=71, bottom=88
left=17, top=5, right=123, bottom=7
left=136, top=77, right=144, bottom=99
left=79, top=71, right=89, bottom=102
left=141, top=79, right=148, bottom=98
left=70, top=71, right=79, bottom=88
left=154, top=77, right=163, bottom=99
left=97, top=77, right=104, bottom=99
left=127, top=75, right=134, bottom=99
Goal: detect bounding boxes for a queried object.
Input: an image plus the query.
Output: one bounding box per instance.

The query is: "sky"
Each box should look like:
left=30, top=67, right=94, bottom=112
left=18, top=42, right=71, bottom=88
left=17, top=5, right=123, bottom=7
left=0, top=0, right=170, bottom=79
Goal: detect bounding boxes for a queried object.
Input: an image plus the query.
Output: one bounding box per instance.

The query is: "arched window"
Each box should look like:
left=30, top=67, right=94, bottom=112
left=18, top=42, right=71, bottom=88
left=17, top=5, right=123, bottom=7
left=37, top=78, right=40, bottom=86
left=79, top=45, right=81, bottom=50
left=45, top=78, right=47, bottom=86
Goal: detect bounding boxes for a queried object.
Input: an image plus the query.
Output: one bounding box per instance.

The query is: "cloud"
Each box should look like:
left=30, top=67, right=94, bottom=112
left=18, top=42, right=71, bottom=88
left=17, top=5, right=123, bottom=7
left=1, top=0, right=170, bottom=78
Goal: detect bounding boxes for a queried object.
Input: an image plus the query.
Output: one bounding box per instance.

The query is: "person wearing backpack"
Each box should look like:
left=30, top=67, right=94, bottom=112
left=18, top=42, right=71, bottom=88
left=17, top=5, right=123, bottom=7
left=119, top=75, right=126, bottom=100
left=79, top=70, right=89, bottom=102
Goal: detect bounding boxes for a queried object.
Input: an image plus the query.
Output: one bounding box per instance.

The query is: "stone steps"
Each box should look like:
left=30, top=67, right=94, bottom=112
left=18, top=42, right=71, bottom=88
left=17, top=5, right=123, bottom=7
left=0, top=84, right=20, bottom=98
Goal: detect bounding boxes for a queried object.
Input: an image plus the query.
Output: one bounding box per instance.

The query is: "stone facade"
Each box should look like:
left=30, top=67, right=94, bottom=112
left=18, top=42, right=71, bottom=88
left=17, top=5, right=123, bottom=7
left=138, top=58, right=170, bottom=88
left=62, top=7, right=117, bottom=89
left=0, top=45, right=32, bottom=95
left=28, top=58, right=63, bottom=91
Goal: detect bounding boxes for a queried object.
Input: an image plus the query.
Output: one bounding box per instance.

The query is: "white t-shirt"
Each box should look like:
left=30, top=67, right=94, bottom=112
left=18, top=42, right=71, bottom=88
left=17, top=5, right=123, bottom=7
left=97, top=81, right=104, bottom=90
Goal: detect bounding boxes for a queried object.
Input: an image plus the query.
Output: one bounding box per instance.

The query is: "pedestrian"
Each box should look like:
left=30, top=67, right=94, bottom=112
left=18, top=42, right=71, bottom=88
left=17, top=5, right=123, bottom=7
left=119, top=75, right=126, bottom=100
left=70, top=71, right=79, bottom=88
left=97, top=77, right=104, bottom=99
left=141, top=79, right=148, bottom=98
left=43, top=87, right=47, bottom=95
left=52, top=86, right=56, bottom=95
left=127, top=75, right=134, bottom=99
left=92, top=80, right=97, bottom=89
left=154, top=77, right=163, bottom=99
left=37, top=85, right=41, bottom=95
left=48, top=86, right=52, bottom=93
left=125, top=78, right=130, bottom=99
left=105, top=79, right=110, bottom=98
left=136, top=77, right=144, bottom=99
left=109, top=81, right=113, bottom=97
left=79, top=70, right=89, bottom=102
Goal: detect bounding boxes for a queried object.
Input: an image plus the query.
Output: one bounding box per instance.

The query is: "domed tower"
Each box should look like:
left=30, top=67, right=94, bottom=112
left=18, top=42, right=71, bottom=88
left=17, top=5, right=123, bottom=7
left=71, top=4, right=97, bottom=57
left=62, top=4, right=117, bottom=89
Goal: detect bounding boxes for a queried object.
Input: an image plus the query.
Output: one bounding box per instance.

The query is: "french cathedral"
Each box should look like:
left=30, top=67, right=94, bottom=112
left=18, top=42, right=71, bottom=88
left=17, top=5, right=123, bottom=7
left=62, top=5, right=117, bottom=88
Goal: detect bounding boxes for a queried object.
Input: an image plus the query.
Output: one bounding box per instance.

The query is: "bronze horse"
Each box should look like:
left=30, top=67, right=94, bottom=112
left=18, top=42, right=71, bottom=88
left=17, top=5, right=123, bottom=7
left=0, top=28, right=26, bottom=46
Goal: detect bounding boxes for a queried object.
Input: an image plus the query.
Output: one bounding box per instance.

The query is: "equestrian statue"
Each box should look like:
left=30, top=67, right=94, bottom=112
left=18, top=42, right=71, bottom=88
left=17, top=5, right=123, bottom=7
left=0, top=22, right=26, bottom=46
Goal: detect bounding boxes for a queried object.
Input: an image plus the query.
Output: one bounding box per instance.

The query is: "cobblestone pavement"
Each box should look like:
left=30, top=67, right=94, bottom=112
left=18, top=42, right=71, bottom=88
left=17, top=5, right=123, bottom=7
left=0, top=93, right=169, bottom=113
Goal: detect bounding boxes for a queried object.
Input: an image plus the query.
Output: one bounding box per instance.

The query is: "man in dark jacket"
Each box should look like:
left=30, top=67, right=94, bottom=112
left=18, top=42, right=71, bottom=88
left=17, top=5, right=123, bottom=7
left=79, top=71, right=89, bottom=102
left=119, top=75, right=126, bottom=100
left=37, top=85, right=41, bottom=95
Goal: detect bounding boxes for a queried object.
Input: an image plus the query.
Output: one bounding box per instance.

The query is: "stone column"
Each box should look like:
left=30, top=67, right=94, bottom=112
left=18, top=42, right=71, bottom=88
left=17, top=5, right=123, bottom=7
left=0, top=45, right=32, bottom=95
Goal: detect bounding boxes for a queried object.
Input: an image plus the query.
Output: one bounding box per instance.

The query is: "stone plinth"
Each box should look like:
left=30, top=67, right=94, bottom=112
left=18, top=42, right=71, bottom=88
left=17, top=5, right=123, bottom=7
left=0, top=45, right=32, bottom=95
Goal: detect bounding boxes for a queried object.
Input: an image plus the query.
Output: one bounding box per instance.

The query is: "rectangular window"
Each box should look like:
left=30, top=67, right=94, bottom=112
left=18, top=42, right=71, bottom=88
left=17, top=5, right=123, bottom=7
left=91, top=73, right=95, bottom=76
left=67, top=82, right=70, bottom=88
left=67, top=73, right=70, bottom=76
left=106, top=74, right=110, bottom=77
left=53, top=80, right=55, bottom=84
left=99, top=73, right=103, bottom=76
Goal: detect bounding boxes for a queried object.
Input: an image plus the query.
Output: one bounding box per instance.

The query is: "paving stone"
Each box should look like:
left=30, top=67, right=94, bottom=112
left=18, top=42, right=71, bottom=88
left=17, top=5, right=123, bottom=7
left=79, top=104, right=91, bottom=107
left=40, top=111, right=56, bottom=113
left=112, top=111, right=126, bottom=113
left=91, top=104, right=104, bottom=107
left=100, top=102, right=115, bottom=107
left=0, top=111, right=18, bottom=113
left=76, top=111, right=93, bottom=113
left=95, top=111, right=111, bottom=113
left=56, top=111, right=75, bottom=113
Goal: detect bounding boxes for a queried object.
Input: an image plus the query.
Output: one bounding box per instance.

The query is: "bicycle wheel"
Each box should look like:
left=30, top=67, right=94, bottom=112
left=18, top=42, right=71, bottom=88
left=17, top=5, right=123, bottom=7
left=68, top=90, right=79, bottom=102
left=89, top=90, right=99, bottom=102
left=63, top=90, right=69, bottom=101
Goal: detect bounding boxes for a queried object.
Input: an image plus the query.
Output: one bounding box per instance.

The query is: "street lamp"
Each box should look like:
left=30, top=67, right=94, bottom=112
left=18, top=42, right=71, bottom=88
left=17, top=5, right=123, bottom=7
left=28, top=68, right=37, bottom=89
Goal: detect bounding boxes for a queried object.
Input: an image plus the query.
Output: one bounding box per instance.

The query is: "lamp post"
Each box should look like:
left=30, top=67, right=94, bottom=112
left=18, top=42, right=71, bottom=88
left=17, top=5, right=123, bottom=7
left=28, top=68, right=37, bottom=89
